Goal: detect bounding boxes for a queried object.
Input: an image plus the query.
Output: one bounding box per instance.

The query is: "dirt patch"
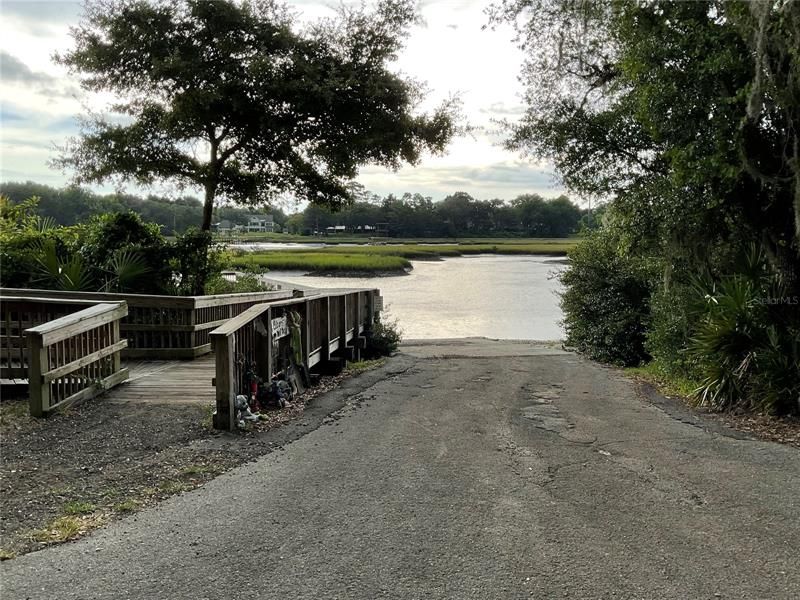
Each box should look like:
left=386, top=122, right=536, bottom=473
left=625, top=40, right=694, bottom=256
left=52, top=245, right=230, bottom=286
left=633, top=379, right=800, bottom=449
left=0, top=361, right=386, bottom=558
left=703, top=411, right=800, bottom=448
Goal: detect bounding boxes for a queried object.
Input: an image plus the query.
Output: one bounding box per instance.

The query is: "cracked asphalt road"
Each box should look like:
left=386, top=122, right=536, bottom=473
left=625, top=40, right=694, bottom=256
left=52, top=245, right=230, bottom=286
left=2, top=339, right=798, bottom=599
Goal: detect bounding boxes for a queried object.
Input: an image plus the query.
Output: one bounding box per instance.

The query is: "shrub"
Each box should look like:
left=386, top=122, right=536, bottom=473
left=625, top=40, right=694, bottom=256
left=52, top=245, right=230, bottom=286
left=204, top=272, right=275, bottom=295
left=364, top=315, right=402, bottom=358
left=171, top=228, right=221, bottom=295
left=646, top=281, right=698, bottom=377
left=559, top=226, right=659, bottom=366
left=688, top=260, right=800, bottom=415
left=80, top=212, right=172, bottom=293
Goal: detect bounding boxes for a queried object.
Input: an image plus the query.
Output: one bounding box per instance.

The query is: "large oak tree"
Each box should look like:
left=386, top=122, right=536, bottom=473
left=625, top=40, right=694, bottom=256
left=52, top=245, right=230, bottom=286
left=56, top=0, right=458, bottom=229
left=490, top=0, right=799, bottom=286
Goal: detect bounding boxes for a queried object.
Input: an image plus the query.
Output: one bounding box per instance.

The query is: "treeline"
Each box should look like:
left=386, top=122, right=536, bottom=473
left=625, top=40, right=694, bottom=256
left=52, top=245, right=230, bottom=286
left=0, top=182, right=288, bottom=235
left=2, top=182, right=589, bottom=239
left=288, top=192, right=589, bottom=237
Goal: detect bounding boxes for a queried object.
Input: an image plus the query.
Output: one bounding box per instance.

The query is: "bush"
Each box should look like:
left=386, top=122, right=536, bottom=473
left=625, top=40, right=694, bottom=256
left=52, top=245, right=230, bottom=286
left=687, top=258, right=800, bottom=415
left=80, top=212, right=172, bottom=293
left=646, top=281, right=698, bottom=377
left=204, top=272, right=274, bottom=295
left=559, top=226, right=659, bottom=366
left=171, top=228, right=221, bottom=295
left=364, top=315, right=402, bottom=358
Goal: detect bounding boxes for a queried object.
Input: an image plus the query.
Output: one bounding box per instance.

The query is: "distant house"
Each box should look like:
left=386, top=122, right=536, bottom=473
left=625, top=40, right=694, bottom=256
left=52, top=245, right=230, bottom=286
left=210, top=219, right=233, bottom=233
left=246, top=214, right=275, bottom=233
left=325, top=225, right=346, bottom=233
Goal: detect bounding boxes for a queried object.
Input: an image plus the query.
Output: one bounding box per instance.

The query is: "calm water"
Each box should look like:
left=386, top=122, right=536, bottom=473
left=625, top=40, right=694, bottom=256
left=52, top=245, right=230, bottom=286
left=265, top=255, right=565, bottom=340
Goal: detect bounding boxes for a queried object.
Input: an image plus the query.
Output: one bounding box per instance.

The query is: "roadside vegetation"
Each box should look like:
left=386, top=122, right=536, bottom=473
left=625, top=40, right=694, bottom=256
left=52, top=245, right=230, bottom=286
left=0, top=196, right=232, bottom=295
left=497, top=0, right=800, bottom=416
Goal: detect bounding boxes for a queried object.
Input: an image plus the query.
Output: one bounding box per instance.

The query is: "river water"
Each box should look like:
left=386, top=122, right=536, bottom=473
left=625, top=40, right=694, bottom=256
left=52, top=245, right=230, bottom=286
left=264, top=255, right=565, bottom=340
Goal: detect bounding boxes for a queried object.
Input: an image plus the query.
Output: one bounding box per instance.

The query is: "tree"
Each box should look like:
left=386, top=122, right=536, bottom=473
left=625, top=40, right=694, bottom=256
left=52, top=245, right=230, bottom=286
left=490, top=0, right=799, bottom=285
left=56, top=0, right=459, bottom=230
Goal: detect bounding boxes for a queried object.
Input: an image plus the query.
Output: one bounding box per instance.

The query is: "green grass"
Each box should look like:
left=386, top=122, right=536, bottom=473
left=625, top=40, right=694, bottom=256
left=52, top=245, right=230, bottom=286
left=62, top=501, right=96, bottom=515
left=229, top=252, right=413, bottom=273
left=226, top=240, right=576, bottom=274
left=626, top=361, right=702, bottom=400
left=113, top=499, right=141, bottom=513
left=218, top=232, right=580, bottom=245
left=157, top=480, right=192, bottom=494
left=180, top=464, right=221, bottom=476
left=30, top=515, right=105, bottom=544
left=345, top=358, right=386, bottom=374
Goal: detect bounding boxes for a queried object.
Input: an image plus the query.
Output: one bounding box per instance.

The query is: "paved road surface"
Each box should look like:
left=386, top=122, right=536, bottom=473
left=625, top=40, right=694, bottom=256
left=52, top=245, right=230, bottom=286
left=3, top=339, right=798, bottom=599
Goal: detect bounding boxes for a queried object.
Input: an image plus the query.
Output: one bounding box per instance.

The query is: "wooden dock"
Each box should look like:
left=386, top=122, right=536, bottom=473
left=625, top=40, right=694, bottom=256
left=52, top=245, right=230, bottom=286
left=1, top=286, right=381, bottom=428
left=106, top=357, right=216, bottom=405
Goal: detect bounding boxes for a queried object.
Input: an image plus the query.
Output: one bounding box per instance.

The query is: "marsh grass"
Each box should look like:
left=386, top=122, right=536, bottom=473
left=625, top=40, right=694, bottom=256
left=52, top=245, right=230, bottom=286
left=227, top=241, right=576, bottom=273
left=230, top=252, right=412, bottom=272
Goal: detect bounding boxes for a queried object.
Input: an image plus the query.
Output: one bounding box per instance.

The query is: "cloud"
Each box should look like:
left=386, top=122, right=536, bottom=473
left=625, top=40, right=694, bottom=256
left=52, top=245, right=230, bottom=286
left=479, top=102, right=527, bottom=118
left=359, top=160, right=562, bottom=201
left=1, top=101, right=27, bottom=121
left=1, top=51, right=55, bottom=84
left=0, top=51, right=81, bottom=99
left=0, top=1, right=82, bottom=34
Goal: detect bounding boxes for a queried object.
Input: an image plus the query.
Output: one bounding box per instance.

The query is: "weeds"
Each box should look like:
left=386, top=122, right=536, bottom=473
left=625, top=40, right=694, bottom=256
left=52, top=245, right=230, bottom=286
left=113, top=499, right=141, bottom=513
left=345, top=358, right=386, bottom=374
left=31, top=515, right=105, bottom=544
left=0, top=548, right=17, bottom=561
left=63, top=501, right=96, bottom=515
left=157, top=480, right=192, bottom=494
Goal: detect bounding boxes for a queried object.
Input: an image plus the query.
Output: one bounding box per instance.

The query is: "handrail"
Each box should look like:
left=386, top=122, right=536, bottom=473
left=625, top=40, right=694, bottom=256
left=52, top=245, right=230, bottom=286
left=1, top=287, right=294, bottom=359
left=207, top=304, right=272, bottom=337
left=25, top=302, right=127, bottom=345
left=25, top=301, right=129, bottom=416
left=209, top=287, right=380, bottom=430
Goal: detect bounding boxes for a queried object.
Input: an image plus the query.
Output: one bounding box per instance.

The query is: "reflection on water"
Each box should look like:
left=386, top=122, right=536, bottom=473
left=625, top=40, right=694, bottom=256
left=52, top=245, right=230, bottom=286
left=265, top=255, right=565, bottom=340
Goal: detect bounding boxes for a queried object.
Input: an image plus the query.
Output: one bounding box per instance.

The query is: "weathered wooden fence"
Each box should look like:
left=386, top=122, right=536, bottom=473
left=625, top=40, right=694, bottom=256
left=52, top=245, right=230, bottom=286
left=210, top=288, right=380, bottom=430
left=1, top=296, right=100, bottom=380
left=1, top=288, right=293, bottom=359
left=24, top=301, right=129, bottom=416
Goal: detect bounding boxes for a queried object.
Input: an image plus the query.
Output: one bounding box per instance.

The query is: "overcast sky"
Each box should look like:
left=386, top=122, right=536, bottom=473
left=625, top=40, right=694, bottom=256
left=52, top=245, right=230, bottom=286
left=0, top=0, right=564, bottom=205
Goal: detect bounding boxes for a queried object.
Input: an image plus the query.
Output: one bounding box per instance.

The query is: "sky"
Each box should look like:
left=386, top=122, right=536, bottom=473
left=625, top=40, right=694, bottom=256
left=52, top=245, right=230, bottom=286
left=0, top=0, right=565, bottom=206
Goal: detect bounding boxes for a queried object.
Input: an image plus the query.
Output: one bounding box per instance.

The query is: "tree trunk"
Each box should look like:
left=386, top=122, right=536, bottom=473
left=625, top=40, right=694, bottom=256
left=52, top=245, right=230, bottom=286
left=202, top=135, right=220, bottom=231
left=202, top=181, right=216, bottom=231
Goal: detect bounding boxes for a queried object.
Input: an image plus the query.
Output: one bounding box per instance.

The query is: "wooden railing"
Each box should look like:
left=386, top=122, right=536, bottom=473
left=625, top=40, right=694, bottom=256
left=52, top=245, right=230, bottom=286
left=1, top=296, right=101, bottom=380
left=1, top=288, right=293, bottom=359
left=24, top=301, right=129, bottom=416
left=210, top=288, right=380, bottom=430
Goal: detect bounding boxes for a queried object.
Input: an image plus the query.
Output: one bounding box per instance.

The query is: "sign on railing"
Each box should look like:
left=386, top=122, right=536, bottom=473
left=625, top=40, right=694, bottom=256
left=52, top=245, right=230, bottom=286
left=271, top=315, right=289, bottom=340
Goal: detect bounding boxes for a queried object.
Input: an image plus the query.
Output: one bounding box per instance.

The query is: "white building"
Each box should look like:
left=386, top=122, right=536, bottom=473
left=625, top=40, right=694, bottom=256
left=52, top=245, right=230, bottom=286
left=246, top=214, right=275, bottom=233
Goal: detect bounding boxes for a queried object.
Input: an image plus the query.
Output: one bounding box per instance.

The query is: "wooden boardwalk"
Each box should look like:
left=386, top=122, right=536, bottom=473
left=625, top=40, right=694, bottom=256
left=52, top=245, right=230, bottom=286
left=105, top=356, right=216, bottom=405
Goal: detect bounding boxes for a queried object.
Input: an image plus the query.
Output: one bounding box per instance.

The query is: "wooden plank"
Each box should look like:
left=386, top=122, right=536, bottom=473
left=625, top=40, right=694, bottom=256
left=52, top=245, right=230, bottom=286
left=193, top=290, right=292, bottom=308
left=120, top=323, right=195, bottom=332
left=212, top=335, right=235, bottom=431
left=0, top=288, right=194, bottom=309
left=26, top=303, right=128, bottom=346
left=43, top=339, right=128, bottom=382
left=44, top=368, right=130, bottom=415
left=209, top=304, right=271, bottom=337
left=27, top=333, right=49, bottom=417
